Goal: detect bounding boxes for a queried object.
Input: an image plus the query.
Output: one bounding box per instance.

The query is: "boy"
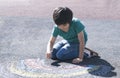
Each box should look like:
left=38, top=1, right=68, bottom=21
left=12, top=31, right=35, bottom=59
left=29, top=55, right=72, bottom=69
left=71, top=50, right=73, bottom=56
left=46, top=7, right=98, bottom=64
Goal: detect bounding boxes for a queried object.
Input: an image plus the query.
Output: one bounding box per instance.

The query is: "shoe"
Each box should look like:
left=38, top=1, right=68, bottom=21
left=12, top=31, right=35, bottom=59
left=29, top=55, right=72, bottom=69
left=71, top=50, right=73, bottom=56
left=84, top=49, right=98, bottom=58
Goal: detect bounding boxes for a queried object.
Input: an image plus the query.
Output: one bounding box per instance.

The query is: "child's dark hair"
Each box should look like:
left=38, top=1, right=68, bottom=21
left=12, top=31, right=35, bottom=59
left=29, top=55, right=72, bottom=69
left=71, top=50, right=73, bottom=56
left=53, top=7, right=73, bottom=25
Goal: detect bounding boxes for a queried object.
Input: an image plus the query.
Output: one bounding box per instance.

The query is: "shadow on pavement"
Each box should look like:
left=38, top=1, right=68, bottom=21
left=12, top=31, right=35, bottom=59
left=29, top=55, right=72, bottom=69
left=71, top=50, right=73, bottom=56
left=51, top=56, right=117, bottom=77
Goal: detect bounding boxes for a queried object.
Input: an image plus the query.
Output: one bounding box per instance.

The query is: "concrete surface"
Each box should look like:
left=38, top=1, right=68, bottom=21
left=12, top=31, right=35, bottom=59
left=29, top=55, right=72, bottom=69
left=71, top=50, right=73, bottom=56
left=0, top=0, right=120, bottom=78
left=0, top=0, right=120, bottom=19
left=0, top=16, right=120, bottom=78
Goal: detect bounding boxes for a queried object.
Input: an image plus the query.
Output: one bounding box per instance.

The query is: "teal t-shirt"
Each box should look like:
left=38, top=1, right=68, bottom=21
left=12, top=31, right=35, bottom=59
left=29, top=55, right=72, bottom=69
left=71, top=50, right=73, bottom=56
left=52, top=18, right=88, bottom=43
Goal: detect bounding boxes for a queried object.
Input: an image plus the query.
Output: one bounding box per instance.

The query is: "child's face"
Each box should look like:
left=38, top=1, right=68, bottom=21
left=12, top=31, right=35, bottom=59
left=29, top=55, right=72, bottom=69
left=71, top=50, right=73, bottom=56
left=58, top=23, right=69, bottom=32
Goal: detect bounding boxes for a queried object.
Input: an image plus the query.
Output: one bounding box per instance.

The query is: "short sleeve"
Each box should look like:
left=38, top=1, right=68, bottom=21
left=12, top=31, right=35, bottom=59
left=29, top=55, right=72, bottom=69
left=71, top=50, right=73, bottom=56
left=52, top=26, right=59, bottom=37
left=74, top=19, right=85, bottom=34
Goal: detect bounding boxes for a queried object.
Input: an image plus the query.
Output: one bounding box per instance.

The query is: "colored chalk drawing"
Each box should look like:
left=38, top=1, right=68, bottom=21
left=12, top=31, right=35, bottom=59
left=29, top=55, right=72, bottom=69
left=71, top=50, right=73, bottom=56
left=9, top=58, right=111, bottom=78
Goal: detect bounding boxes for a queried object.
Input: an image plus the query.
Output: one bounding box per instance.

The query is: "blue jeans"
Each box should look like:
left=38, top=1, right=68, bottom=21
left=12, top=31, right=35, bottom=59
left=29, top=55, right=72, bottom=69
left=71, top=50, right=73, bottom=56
left=51, top=40, right=88, bottom=61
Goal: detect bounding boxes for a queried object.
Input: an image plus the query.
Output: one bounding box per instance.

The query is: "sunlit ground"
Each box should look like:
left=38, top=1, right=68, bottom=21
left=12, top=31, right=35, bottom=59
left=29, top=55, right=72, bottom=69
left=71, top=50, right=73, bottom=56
left=0, top=0, right=120, bottom=19
left=0, top=0, right=120, bottom=78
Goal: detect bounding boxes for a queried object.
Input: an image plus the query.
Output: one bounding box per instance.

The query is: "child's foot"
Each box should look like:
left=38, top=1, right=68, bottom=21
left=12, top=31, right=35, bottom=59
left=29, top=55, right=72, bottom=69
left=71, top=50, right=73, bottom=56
left=90, top=51, right=98, bottom=57
left=84, top=49, right=98, bottom=58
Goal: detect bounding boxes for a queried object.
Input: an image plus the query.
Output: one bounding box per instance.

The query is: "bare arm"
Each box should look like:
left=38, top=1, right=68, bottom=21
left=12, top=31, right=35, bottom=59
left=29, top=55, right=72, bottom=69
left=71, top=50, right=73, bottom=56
left=47, top=36, right=56, bottom=53
left=46, top=36, right=56, bottom=59
left=78, top=31, right=85, bottom=59
left=72, top=31, right=85, bottom=63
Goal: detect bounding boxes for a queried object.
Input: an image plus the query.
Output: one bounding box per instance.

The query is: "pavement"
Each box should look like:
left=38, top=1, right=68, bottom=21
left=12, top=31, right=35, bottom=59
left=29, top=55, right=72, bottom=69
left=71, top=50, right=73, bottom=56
left=0, top=0, right=120, bottom=78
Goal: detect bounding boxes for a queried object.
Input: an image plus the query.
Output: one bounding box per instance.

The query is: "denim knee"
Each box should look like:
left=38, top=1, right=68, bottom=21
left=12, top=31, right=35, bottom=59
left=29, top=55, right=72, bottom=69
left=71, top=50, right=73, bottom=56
left=56, top=48, right=69, bottom=61
left=56, top=53, right=65, bottom=61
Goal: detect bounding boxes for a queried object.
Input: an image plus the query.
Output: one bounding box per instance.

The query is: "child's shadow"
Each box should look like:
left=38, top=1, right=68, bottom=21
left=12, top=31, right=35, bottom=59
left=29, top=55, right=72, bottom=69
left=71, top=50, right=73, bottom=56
left=51, top=56, right=116, bottom=77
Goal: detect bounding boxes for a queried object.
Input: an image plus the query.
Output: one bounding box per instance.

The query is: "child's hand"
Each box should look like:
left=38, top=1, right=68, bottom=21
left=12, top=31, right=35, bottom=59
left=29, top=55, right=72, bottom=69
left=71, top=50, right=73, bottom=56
left=46, top=52, right=51, bottom=59
left=72, top=58, right=83, bottom=64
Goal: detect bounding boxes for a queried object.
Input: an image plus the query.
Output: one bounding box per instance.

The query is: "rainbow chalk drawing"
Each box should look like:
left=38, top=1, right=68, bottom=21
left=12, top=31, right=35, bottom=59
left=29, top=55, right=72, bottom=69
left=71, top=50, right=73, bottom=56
left=9, top=58, right=111, bottom=78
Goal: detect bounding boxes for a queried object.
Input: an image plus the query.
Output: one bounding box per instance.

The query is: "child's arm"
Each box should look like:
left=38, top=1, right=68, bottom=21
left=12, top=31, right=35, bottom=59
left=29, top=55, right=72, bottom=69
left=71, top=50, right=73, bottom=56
left=72, top=31, right=85, bottom=63
left=78, top=31, right=85, bottom=59
left=46, top=36, right=56, bottom=59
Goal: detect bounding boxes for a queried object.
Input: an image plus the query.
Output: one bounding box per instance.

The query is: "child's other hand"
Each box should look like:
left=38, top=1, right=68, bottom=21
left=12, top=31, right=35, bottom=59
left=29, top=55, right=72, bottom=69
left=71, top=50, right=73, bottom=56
left=72, top=58, right=83, bottom=64
left=46, top=52, right=51, bottom=59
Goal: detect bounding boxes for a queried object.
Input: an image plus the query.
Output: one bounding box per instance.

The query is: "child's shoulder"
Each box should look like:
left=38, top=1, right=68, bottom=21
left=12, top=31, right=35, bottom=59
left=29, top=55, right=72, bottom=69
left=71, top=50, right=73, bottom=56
left=53, top=25, right=59, bottom=30
left=71, top=17, right=85, bottom=27
left=72, top=17, right=81, bottom=23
